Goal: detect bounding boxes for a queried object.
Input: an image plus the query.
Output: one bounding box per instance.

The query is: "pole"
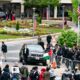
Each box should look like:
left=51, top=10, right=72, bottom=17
left=77, top=3, right=80, bottom=46
left=62, top=6, right=64, bottom=30
left=32, top=8, right=36, bottom=37
left=77, top=17, right=79, bottom=46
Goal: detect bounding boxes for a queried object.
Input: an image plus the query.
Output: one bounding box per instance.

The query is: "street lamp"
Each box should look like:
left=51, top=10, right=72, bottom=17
left=77, top=4, right=80, bottom=46
left=77, top=1, right=80, bottom=46
left=62, top=5, right=65, bottom=30
left=32, top=7, right=36, bottom=37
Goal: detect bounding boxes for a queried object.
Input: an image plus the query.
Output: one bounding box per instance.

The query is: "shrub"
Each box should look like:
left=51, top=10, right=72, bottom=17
left=37, top=15, right=42, bottom=24
left=16, top=22, right=20, bottom=31
left=0, top=29, right=7, bottom=34
left=57, top=30, right=77, bottom=47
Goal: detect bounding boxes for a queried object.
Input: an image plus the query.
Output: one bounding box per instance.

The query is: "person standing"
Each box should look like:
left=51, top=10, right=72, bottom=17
left=48, top=47, right=53, bottom=63
left=49, top=67, right=55, bottom=80
left=39, top=68, right=46, bottom=80
left=46, top=34, right=52, bottom=45
left=1, top=41, right=7, bottom=62
left=0, top=67, right=2, bottom=80
left=43, top=67, right=50, bottom=80
left=20, top=66, right=29, bottom=80
left=29, top=66, right=39, bottom=80
left=38, top=36, right=45, bottom=50
left=1, top=64, right=10, bottom=80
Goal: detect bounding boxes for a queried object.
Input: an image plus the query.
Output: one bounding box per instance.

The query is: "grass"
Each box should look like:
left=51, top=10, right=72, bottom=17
left=0, top=27, right=68, bottom=39
left=0, top=34, right=25, bottom=39
left=45, top=28, right=64, bottom=33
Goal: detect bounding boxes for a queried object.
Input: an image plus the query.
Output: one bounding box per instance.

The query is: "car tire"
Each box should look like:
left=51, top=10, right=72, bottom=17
left=20, top=57, right=23, bottom=62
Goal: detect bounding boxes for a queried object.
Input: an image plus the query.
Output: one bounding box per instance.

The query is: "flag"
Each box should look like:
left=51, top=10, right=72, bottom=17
left=48, top=49, right=53, bottom=57
left=33, top=16, right=37, bottom=30
left=43, top=53, right=50, bottom=60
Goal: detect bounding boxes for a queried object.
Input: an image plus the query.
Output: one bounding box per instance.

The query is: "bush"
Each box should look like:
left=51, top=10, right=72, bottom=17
left=0, top=29, right=7, bottom=34
left=37, top=15, right=42, bottom=24
left=57, top=30, right=77, bottom=47
left=16, top=22, right=20, bottom=31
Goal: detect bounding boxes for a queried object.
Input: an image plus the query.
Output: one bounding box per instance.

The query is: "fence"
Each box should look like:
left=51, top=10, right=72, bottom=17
left=53, top=55, right=80, bottom=70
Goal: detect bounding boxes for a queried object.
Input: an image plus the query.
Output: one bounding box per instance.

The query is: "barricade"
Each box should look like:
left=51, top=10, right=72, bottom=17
left=53, top=55, right=80, bottom=70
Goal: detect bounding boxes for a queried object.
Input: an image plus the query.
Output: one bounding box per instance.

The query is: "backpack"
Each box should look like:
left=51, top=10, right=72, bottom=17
left=11, top=73, right=19, bottom=80
left=29, top=70, right=35, bottom=78
left=29, top=70, right=39, bottom=80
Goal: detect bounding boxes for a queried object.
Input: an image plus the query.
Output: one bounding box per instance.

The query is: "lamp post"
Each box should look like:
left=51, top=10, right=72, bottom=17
left=32, top=7, right=36, bottom=37
left=77, top=2, right=80, bottom=46
left=62, top=5, right=65, bottom=30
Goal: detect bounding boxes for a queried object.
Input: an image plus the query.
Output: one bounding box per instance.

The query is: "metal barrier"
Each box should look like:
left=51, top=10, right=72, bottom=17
left=53, top=55, right=80, bottom=70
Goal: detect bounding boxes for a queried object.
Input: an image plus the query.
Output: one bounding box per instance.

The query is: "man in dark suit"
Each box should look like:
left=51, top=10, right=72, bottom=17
left=1, top=41, right=7, bottom=61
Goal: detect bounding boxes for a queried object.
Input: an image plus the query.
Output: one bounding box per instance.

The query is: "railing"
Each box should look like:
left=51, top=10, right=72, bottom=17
left=53, top=55, right=80, bottom=70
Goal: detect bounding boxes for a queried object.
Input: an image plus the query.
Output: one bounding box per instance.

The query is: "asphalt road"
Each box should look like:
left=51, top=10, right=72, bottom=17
left=0, top=37, right=47, bottom=61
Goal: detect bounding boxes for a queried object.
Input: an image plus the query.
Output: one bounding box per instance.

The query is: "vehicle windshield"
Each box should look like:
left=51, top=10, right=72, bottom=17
left=0, top=12, right=5, bottom=16
left=26, top=44, right=44, bottom=52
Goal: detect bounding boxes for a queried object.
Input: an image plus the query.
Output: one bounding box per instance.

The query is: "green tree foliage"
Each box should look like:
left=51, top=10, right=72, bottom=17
left=16, top=22, right=20, bottom=31
left=24, top=0, right=59, bottom=7
left=68, top=0, right=78, bottom=24
left=37, top=15, right=42, bottom=24
left=57, top=30, right=77, bottom=47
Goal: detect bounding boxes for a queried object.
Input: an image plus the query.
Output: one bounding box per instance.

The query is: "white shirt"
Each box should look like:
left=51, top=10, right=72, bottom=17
left=49, top=68, right=55, bottom=77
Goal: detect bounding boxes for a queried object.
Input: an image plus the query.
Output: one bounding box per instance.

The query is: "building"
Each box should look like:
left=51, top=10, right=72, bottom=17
left=0, top=0, right=72, bottom=18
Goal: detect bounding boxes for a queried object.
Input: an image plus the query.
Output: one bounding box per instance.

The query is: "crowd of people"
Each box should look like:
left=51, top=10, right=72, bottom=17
left=55, top=43, right=80, bottom=69
left=37, top=34, right=80, bottom=80
left=0, top=64, right=57, bottom=80
left=37, top=34, right=80, bottom=69
left=6, top=11, right=16, bottom=21
left=0, top=63, right=80, bottom=80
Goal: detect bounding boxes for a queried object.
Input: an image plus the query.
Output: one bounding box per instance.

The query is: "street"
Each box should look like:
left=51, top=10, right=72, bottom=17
left=0, top=34, right=65, bottom=78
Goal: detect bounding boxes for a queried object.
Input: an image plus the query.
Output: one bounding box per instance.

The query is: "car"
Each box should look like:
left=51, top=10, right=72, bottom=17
left=19, top=44, right=47, bottom=66
left=0, top=11, right=6, bottom=19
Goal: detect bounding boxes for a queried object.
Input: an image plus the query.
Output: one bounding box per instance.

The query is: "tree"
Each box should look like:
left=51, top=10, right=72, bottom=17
left=16, top=22, right=20, bottom=31
left=24, top=0, right=59, bottom=20
left=24, top=0, right=59, bottom=8
left=68, top=0, right=78, bottom=24
left=57, top=30, right=77, bottom=47
left=24, top=0, right=39, bottom=7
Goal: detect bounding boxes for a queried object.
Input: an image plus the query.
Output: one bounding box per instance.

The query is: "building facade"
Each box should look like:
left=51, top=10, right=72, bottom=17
left=0, top=0, right=72, bottom=18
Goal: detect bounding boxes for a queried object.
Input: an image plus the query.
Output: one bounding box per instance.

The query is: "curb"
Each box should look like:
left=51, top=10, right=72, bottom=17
left=0, top=33, right=60, bottom=42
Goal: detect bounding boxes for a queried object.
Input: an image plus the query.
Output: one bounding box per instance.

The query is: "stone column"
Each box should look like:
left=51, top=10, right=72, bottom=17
left=46, top=5, right=50, bottom=20
left=21, top=3, right=24, bottom=16
left=27, top=9, right=29, bottom=18
left=54, top=6, right=57, bottom=18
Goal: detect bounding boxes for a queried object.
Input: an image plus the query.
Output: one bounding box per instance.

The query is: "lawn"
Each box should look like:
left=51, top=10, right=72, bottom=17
left=45, top=27, right=64, bottom=33
left=0, top=28, right=64, bottom=40
left=0, top=34, right=25, bottom=39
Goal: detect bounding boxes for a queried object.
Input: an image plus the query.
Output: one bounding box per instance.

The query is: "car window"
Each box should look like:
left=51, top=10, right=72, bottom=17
left=0, top=12, right=5, bottom=16
left=26, top=45, right=44, bottom=52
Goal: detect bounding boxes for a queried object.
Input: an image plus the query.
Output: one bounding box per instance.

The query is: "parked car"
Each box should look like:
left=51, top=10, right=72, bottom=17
left=0, top=11, right=6, bottom=19
left=19, top=44, right=47, bottom=66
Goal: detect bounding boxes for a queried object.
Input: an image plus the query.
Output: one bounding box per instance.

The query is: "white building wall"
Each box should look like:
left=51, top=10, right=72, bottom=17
left=0, top=0, right=72, bottom=4
left=11, top=0, right=24, bottom=3
left=11, top=0, right=72, bottom=4
left=60, top=0, right=72, bottom=4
